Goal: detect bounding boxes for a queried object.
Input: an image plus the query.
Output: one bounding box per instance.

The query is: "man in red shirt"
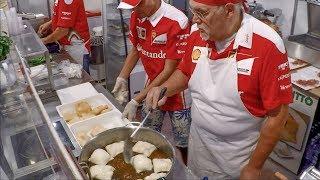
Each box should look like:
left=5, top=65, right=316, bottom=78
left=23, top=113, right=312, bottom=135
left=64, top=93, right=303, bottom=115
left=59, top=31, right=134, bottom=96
left=113, top=0, right=192, bottom=163
left=38, top=0, right=91, bottom=73
left=146, top=0, right=293, bottom=179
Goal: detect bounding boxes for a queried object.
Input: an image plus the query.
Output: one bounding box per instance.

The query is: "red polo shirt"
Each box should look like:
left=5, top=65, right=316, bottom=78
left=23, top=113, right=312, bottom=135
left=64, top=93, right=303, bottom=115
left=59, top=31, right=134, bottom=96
left=52, top=0, right=90, bottom=51
left=178, top=14, right=293, bottom=117
left=129, top=1, right=191, bottom=111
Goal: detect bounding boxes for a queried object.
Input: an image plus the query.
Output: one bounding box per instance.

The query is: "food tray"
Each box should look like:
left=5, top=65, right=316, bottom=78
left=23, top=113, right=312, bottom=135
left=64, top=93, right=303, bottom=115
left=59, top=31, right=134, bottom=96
left=56, top=82, right=98, bottom=104
left=56, top=93, right=115, bottom=125
left=280, top=108, right=308, bottom=151
left=288, top=57, right=309, bottom=70
left=291, top=66, right=320, bottom=90
left=70, top=111, right=130, bottom=147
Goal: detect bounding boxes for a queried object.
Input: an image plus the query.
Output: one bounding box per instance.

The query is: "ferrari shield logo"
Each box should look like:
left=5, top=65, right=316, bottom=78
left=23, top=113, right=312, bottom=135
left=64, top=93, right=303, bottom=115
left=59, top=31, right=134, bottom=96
left=152, top=30, right=157, bottom=41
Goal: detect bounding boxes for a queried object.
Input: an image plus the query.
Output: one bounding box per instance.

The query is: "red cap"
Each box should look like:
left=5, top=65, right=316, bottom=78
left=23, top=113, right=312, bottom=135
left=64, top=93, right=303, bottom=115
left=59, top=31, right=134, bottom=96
left=193, top=0, right=244, bottom=6
left=193, top=0, right=248, bottom=12
left=117, top=0, right=142, bottom=9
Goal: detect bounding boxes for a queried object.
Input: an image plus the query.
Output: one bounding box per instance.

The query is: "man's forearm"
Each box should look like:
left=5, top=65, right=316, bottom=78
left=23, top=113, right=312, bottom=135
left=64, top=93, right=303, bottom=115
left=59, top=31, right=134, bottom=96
left=118, top=47, right=140, bottom=79
left=134, top=68, right=170, bottom=103
left=42, top=27, right=69, bottom=44
left=161, top=69, right=189, bottom=97
left=247, top=105, right=289, bottom=169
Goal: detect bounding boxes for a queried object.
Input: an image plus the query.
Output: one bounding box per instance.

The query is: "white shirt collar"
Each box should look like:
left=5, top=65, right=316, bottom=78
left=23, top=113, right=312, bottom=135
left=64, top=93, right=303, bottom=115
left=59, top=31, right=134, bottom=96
left=148, top=0, right=166, bottom=27
left=233, top=13, right=253, bottom=50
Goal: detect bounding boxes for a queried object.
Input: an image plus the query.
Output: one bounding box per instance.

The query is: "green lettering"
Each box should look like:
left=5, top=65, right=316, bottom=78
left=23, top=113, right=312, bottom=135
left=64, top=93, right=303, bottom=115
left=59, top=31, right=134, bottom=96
left=300, top=94, right=306, bottom=103
left=305, top=97, right=313, bottom=106
left=295, top=92, right=301, bottom=101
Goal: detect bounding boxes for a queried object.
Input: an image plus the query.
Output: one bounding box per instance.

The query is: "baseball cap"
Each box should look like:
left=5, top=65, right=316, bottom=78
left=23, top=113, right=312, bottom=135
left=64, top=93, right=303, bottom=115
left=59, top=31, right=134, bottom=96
left=117, top=0, right=142, bottom=9
left=193, top=0, right=248, bottom=12
left=193, top=0, right=246, bottom=6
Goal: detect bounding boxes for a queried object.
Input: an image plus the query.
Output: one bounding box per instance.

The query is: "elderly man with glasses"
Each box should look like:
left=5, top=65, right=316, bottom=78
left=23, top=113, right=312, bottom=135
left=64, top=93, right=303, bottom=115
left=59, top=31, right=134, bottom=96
left=146, top=0, right=293, bottom=179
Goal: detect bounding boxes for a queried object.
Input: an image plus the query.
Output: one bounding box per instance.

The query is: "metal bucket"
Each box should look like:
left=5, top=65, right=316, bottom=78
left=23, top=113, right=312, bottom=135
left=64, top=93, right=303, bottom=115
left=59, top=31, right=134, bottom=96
left=79, top=123, right=176, bottom=179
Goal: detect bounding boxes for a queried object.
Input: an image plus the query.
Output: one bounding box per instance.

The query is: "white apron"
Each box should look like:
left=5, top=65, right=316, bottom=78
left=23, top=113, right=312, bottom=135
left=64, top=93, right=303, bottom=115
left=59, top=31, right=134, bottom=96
left=187, top=46, right=265, bottom=179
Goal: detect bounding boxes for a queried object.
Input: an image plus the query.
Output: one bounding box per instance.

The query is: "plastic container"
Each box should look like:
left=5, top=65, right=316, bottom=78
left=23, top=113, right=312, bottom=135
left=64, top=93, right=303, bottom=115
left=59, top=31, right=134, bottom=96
left=69, top=111, right=129, bottom=146
left=0, top=9, right=9, bottom=34
left=56, top=82, right=98, bottom=104
left=0, top=59, right=17, bottom=89
left=56, top=93, right=115, bottom=125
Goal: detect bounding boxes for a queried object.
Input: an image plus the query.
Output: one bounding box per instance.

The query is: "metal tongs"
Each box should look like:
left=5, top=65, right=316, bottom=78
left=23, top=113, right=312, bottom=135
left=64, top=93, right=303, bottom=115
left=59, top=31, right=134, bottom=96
left=123, top=87, right=167, bottom=163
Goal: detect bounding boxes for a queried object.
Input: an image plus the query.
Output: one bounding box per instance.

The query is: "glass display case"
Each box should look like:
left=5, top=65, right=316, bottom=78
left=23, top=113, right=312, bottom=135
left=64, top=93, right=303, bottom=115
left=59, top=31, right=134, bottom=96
left=0, top=25, right=84, bottom=180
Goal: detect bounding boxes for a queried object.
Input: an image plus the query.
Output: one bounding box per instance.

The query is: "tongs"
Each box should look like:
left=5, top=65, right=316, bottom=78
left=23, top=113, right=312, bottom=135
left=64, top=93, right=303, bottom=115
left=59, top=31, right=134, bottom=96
left=123, top=87, right=167, bottom=163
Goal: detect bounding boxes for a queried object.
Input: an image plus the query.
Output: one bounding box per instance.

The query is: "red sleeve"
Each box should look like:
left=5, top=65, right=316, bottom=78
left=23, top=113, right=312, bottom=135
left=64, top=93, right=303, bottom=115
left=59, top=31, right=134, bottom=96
left=177, top=33, right=197, bottom=80
left=166, top=20, right=190, bottom=60
left=129, top=12, right=138, bottom=47
left=56, top=0, right=80, bottom=28
left=260, top=44, right=293, bottom=111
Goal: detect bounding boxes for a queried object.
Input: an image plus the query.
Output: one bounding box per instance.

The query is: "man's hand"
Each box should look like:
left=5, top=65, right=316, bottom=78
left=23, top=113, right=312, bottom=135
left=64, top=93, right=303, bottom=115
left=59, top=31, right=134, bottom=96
left=145, top=86, right=167, bottom=111
left=240, top=164, right=261, bottom=180
left=38, top=21, right=52, bottom=37
left=112, top=77, right=128, bottom=104
left=122, top=99, right=139, bottom=121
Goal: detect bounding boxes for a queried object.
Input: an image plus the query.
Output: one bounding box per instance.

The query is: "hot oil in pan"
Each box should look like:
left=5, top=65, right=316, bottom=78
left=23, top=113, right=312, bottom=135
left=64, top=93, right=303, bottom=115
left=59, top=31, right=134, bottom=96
left=108, top=154, right=152, bottom=180
left=89, top=149, right=170, bottom=180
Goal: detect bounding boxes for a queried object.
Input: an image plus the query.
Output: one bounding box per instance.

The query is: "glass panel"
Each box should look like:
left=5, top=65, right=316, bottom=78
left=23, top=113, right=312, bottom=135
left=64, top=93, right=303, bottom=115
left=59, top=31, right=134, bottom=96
left=0, top=37, right=83, bottom=180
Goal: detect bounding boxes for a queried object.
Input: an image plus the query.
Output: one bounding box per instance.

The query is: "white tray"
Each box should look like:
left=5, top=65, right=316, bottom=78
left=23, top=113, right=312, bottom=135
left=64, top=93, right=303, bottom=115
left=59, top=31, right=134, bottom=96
left=281, top=108, right=308, bottom=151
left=56, top=82, right=98, bottom=104
left=288, top=57, right=309, bottom=70
left=70, top=111, right=130, bottom=147
left=56, top=93, right=115, bottom=125
left=291, top=66, right=320, bottom=90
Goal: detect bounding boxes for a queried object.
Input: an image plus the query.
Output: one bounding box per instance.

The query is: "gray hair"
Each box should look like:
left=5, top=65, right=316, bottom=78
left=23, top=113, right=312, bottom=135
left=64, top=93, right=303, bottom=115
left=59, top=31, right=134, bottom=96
left=234, top=3, right=244, bottom=13
left=215, top=2, right=244, bottom=14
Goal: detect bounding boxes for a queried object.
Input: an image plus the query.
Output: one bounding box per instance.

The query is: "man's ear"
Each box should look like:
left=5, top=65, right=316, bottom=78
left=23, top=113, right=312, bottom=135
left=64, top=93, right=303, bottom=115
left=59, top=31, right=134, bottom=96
left=224, top=3, right=237, bottom=18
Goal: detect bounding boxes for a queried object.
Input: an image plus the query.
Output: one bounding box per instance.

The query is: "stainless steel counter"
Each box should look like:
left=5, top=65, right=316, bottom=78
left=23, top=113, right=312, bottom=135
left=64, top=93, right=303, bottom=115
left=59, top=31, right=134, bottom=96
left=39, top=51, right=196, bottom=179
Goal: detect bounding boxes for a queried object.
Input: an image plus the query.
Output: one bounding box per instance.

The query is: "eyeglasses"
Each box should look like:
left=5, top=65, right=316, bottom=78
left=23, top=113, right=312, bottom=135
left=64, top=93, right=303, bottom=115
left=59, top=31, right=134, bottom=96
left=189, top=6, right=222, bottom=20
left=189, top=7, right=210, bottom=20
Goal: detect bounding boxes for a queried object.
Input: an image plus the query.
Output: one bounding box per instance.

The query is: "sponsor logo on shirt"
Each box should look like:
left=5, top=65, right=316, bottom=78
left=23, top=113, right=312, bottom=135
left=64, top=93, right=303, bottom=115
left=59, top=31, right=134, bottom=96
left=152, top=33, right=167, bottom=45
left=280, top=84, right=292, bottom=90
left=192, top=46, right=210, bottom=63
left=278, top=61, right=289, bottom=71
left=237, top=58, right=255, bottom=76
left=151, top=30, right=157, bottom=40
left=278, top=73, right=291, bottom=81
left=137, top=44, right=166, bottom=59
left=177, top=34, right=189, bottom=40
left=64, top=0, right=73, bottom=5
left=137, top=26, right=146, bottom=40
left=177, top=50, right=185, bottom=54
left=192, top=49, right=201, bottom=63
left=61, top=17, right=71, bottom=20
left=176, top=42, right=187, bottom=46
left=62, top=11, right=72, bottom=16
